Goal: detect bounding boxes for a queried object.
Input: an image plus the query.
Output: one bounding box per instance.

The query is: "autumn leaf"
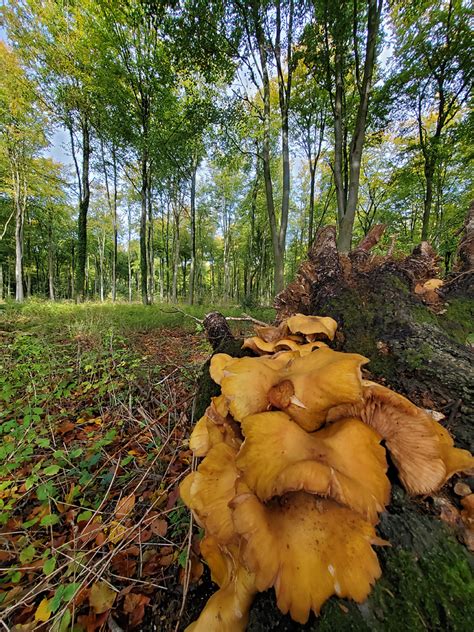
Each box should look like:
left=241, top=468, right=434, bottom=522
left=149, top=516, right=167, bottom=537
left=89, top=581, right=116, bottom=614
left=34, top=598, right=51, bottom=622
left=115, top=493, right=135, bottom=519
left=123, top=593, right=150, bottom=627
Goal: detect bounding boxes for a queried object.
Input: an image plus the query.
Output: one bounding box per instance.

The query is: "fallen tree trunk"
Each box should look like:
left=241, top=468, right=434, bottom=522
left=182, top=222, right=473, bottom=632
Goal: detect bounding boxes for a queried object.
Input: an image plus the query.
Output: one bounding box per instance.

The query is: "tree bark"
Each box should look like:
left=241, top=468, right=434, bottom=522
left=74, top=117, right=91, bottom=302
left=337, top=0, right=383, bottom=252
left=189, top=160, right=198, bottom=305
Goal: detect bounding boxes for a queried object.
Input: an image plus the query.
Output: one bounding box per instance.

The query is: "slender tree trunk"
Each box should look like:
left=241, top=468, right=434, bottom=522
left=48, top=215, right=54, bottom=301
left=172, top=206, right=180, bottom=302
left=421, top=161, right=435, bottom=241
left=188, top=160, right=198, bottom=305
left=333, top=41, right=346, bottom=229
left=128, top=205, right=133, bottom=303
left=338, top=0, right=383, bottom=252
left=99, top=232, right=105, bottom=302
left=13, top=163, right=24, bottom=302
left=75, top=117, right=91, bottom=302
left=140, top=151, right=149, bottom=305
left=0, top=265, right=3, bottom=301
left=147, top=186, right=155, bottom=304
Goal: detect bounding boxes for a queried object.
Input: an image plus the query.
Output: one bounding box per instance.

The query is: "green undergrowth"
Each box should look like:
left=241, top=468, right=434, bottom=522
left=0, top=298, right=275, bottom=337
left=0, top=300, right=274, bottom=630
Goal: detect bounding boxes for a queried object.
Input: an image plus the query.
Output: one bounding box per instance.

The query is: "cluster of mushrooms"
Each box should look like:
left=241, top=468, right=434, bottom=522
left=180, top=315, right=474, bottom=631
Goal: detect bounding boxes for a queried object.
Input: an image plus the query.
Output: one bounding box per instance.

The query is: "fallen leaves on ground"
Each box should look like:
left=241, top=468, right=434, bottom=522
left=0, top=323, right=210, bottom=631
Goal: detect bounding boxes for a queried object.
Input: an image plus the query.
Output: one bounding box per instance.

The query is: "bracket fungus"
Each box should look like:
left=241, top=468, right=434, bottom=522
left=180, top=314, right=474, bottom=630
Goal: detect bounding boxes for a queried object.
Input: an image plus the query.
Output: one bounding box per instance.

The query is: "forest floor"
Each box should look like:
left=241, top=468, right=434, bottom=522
left=0, top=300, right=274, bottom=632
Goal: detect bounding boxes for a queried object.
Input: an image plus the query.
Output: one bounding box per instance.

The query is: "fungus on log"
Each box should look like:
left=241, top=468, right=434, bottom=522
left=181, top=311, right=473, bottom=631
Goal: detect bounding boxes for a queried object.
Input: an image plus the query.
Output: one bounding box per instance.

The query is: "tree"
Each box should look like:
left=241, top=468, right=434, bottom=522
left=0, top=42, right=47, bottom=301
left=5, top=0, right=99, bottom=300
left=306, top=0, right=384, bottom=252
left=391, top=0, right=473, bottom=240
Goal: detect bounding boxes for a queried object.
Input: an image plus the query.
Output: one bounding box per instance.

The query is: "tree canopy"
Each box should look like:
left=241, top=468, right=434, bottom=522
left=0, top=0, right=472, bottom=303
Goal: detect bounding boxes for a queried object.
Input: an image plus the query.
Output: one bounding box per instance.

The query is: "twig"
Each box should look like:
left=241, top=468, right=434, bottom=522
left=174, top=453, right=197, bottom=632
left=159, top=307, right=203, bottom=324
left=225, top=313, right=270, bottom=327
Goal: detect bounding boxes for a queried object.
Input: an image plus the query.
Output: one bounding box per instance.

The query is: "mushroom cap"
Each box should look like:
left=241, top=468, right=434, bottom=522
left=186, top=537, right=257, bottom=632
left=254, top=322, right=289, bottom=343
left=327, top=381, right=474, bottom=495
left=189, top=397, right=242, bottom=457
left=270, top=348, right=368, bottom=431
left=210, top=354, right=235, bottom=385
left=236, top=411, right=389, bottom=522
left=179, top=443, right=239, bottom=543
left=242, top=337, right=301, bottom=355
left=219, top=347, right=367, bottom=430
left=286, top=314, right=338, bottom=340
left=231, top=490, right=383, bottom=624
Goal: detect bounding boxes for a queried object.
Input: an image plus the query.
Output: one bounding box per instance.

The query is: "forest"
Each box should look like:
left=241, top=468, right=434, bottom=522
left=1, top=0, right=471, bottom=305
left=0, top=1, right=473, bottom=632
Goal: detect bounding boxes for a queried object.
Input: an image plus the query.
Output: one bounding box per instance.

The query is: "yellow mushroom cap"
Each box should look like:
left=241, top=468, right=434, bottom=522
left=269, top=348, right=368, bottom=431
left=286, top=314, right=338, bottom=341
left=231, top=490, right=383, bottom=624
left=327, top=381, right=474, bottom=495
left=254, top=322, right=289, bottom=343
left=179, top=443, right=239, bottom=543
left=210, top=354, right=236, bottom=386
left=236, top=411, right=389, bottom=523
left=242, top=337, right=301, bottom=355
left=218, top=348, right=366, bottom=430
left=185, top=536, right=257, bottom=632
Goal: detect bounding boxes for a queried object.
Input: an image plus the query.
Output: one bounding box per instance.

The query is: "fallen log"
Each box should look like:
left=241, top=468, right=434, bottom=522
left=181, top=219, right=473, bottom=632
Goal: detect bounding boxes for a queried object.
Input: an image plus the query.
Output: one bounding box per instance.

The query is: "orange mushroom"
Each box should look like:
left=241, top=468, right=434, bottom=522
left=236, top=411, right=390, bottom=523
left=286, top=314, right=338, bottom=341
left=231, top=489, right=384, bottom=624
left=179, top=443, right=239, bottom=543
left=217, top=347, right=367, bottom=431
left=327, top=381, right=474, bottom=495
left=186, top=536, right=257, bottom=632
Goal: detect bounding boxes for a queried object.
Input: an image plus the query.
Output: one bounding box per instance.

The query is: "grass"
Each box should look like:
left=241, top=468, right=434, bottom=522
left=0, top=300, right=274, bottom=631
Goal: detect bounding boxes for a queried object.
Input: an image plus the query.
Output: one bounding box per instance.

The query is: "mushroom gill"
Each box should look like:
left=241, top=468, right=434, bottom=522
left=231, top=489, right=384, bottom=624
left=327, top=381, right=474, bottom=494
left=236, top=411, right=390, bottom=523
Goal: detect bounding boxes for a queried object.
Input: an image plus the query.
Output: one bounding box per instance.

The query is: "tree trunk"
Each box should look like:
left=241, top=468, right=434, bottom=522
left=337, top=0, right=383, bottom=253
left=189, top=160, right=198, bottom=305
left=48, top=221, right=54, bottom=301
left=13, top=165, right=24, bottom=303
left=140, top=151, right=149, bottom=305
left=75, top=117, right=91, bottom=302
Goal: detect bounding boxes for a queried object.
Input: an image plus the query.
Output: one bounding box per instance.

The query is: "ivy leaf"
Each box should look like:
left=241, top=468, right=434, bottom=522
left=40, top=514, right=60, bottom=527
left=43, top=556, right=57, bottom=575
left=43, top=464, right=60, bottom=476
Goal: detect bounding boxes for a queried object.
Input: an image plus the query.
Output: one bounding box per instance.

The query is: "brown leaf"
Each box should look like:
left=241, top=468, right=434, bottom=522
left=115, top=494, right=136, bottom=520
left=123, top=593, right=150, bottom=628
left=149, top=517, right=168, bottom=537
left=89, top=581, right=116, bottom=614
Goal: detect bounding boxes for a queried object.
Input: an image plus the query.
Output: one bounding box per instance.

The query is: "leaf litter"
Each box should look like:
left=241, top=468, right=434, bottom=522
left=0, top=318, right=210, bottom=631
